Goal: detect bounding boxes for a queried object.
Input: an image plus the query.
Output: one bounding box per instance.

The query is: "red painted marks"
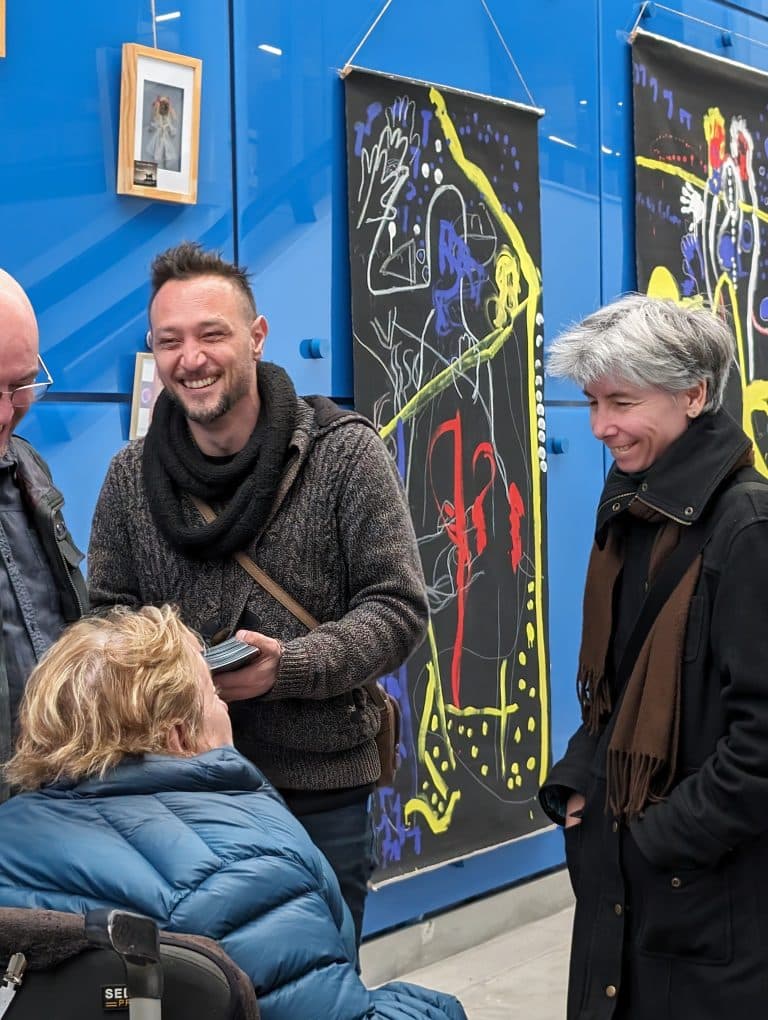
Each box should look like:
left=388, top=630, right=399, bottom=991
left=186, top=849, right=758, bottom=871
left=428, top=412, right=527, bottom=708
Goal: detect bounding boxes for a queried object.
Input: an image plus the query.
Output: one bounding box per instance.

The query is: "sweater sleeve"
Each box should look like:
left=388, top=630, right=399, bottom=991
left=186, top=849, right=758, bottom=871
left=271, top=428, right=429, bottom=700
left=87, top=452, right=143, bottom=611
left=631, top=519, right=768, bottom=868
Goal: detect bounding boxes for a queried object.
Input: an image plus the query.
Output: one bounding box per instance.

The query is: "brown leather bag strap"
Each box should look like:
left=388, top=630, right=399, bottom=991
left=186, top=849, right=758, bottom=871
left=189, top=495, right=320, bottom=632
left=190, top=496, right=384, bottom=707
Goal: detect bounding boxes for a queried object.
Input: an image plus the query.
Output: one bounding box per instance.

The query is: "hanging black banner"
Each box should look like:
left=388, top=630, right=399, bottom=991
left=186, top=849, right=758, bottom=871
left=633, top=30, right=768, bottom=472
left=344, top=68, right=550, bottom=879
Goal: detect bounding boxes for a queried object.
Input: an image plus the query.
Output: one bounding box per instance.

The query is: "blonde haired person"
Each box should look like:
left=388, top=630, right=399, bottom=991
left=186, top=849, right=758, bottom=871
left=6, top=605, right=227, bottom=789
left=0, top=606, right=466, bottom=1020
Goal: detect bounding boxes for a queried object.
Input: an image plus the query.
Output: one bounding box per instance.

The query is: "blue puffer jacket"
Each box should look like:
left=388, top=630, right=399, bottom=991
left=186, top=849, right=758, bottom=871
left=0, top=748, right=466, bottom=1020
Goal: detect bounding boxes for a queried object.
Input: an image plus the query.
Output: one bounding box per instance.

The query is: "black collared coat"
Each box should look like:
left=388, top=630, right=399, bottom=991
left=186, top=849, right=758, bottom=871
left=540, top=409, right=768, bottom=1019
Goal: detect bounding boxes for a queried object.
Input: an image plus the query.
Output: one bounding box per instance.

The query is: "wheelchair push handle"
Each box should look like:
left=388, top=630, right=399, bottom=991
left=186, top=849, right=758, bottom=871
left=85, top=909, right=163, bottom=1020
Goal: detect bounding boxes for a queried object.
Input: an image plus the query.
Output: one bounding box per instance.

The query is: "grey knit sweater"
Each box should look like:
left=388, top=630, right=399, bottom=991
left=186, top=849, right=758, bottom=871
left=87, top=399, right=428, bottom=792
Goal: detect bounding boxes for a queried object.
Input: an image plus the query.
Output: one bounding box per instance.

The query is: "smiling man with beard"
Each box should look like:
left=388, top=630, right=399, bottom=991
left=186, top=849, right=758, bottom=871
left=88, top=242, right=428, bottom=951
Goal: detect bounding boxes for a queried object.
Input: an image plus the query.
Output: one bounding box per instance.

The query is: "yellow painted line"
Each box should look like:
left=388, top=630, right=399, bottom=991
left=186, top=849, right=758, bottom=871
left=635, top=155, right=768, bottom=225
left=378, top=318, right=521, bottom=440
left=404, top=790, right=462, bottom=833
left=429, top=84, right=550, bottom=785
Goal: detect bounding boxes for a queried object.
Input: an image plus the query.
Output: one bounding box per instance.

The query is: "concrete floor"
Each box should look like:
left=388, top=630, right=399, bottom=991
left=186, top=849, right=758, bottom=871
left=396, top=905, right=573, bottom=1020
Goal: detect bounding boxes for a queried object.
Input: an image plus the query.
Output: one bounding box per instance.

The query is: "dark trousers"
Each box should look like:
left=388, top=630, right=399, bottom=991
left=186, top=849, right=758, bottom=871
left=299, top=796, right=376, bottom=953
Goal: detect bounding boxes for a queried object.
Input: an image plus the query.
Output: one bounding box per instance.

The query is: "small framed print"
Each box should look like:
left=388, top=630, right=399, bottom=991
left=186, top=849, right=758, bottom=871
left=117, top=43, right=202, bottom=204
left=0, top=0, right=5, bottom=58
left=129, top=353, right=164, bottom=440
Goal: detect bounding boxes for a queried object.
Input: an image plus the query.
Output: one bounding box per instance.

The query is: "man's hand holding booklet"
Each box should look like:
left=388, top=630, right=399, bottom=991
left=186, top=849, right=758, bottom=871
left=204, top=636, right=261, bottom=675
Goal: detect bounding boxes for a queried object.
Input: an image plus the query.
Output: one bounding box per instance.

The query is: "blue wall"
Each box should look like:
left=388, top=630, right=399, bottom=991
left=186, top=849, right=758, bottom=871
left=2, top=0, right=768, bottom=936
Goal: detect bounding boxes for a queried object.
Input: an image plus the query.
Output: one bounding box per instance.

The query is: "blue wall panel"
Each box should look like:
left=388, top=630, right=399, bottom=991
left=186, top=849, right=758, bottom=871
left=0, top=0, right=235, bottom=398
left=544, top=408, right=606, bottom=764
left=18, top=403, right=129, bottom=557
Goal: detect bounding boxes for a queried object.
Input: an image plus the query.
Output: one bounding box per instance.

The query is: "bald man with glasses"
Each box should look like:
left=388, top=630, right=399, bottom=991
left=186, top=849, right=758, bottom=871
left=0, top=270, right=87, bottom=800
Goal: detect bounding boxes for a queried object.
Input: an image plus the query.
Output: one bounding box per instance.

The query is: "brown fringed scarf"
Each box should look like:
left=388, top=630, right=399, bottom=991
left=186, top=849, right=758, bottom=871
left=578, top=449, right=753, bottom=820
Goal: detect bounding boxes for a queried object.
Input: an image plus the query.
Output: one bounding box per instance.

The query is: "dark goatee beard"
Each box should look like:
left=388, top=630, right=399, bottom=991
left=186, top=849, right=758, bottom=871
left=168, top=382, right=247, bottom=426
left=182, top=392, right=234, bottom=425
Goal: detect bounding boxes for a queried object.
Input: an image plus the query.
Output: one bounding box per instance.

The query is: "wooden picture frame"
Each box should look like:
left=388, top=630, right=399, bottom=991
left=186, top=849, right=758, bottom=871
left=1, top=0, right=6, bottom=59
left=117, top=43, right=202, bottom=204
left=129, top=352, right=164, bottom=440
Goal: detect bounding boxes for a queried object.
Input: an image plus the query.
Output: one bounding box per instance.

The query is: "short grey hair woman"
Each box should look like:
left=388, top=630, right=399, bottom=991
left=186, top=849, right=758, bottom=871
left=548, top=295, right=735, bottom=472
left=539, top=295, right=768, bottom=1019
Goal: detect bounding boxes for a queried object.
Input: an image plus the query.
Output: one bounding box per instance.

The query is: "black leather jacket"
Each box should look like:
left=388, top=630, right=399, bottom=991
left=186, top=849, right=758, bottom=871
left=0, top=436, right=87, bottom=790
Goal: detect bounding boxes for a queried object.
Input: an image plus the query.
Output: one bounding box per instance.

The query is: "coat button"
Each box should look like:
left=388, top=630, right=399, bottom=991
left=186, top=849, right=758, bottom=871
left=612, top=502, right=621, bottom=511
left=605, top=985, right=617, bottom=998
left=640, top=482, right=648, bottom=491
left=614, top=903, right=623, bottom=916
left=612, top=820, right=619, bottom=833
left=684, top=506, right=694, bottom=516
left=671, top=876, right=682, bottom=888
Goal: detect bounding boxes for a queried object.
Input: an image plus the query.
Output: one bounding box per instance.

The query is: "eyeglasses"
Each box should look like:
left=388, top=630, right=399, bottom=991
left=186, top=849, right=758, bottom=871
left=0, top=355, right=53, bottom=409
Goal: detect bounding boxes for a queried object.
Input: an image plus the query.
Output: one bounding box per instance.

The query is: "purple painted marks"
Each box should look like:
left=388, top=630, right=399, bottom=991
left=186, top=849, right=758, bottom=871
left=433, top=219, right=488, bottom=336
left=353, top=101, right=383, bottom=157
left=375, top=786, right=422, bottom=864
left=635, top=189, right=682, bottom=227
left=421, top=107, right=433, bottom=148
left=681, top=232, right=704, bottom=297
left=410, top=144, right=422, bottom=179
left=389, top=96, right=410, bottom=124
left=374, top=576, right=424, bottom=866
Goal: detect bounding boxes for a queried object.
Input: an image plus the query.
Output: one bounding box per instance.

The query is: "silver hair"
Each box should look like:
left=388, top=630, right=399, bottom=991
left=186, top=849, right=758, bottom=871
left=546, top=295, right=737, bottom=412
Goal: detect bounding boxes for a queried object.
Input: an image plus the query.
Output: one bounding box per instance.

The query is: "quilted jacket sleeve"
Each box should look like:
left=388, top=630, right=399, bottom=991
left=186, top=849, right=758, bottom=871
left=169, top=837, right=466, bottom=1020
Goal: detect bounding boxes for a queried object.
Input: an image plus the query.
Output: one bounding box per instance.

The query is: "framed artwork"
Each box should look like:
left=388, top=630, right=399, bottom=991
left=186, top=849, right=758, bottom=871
left=129, top=353, right=164, bottom=440
left=1, top=0, right=5, bottom=58
left=117, top=43, right=202, bottom=204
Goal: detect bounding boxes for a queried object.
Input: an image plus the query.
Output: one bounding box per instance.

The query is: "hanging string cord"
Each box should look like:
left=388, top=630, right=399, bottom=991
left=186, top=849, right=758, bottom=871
left=340, top=0, right=396, bottom=77
left=150, top=0, right=158, bottom=49
left=629, top=1, right=652, bottom=42
left=477, top=0, right=537, bottom=108
left=340, top=0, right=538, bottom=105
left=630, top=2, right=768, bottom=50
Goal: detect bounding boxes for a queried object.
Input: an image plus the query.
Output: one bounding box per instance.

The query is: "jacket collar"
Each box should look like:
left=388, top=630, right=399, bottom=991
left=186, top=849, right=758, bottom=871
left=596, top=408, right=751, bottom=535
left=42, top=747, right=278, bottom=800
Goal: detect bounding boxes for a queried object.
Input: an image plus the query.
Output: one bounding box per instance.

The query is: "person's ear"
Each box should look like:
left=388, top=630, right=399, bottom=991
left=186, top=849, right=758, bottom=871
left=685, top=380, right=707, bottom=419
left=166, top=724, right=190, bottom=755
left=250, top=315, right=268, bottom=362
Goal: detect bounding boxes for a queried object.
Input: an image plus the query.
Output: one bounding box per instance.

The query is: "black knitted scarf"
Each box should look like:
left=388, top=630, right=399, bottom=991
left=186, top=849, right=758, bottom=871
left=142, top=361, right=297, bottom=559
